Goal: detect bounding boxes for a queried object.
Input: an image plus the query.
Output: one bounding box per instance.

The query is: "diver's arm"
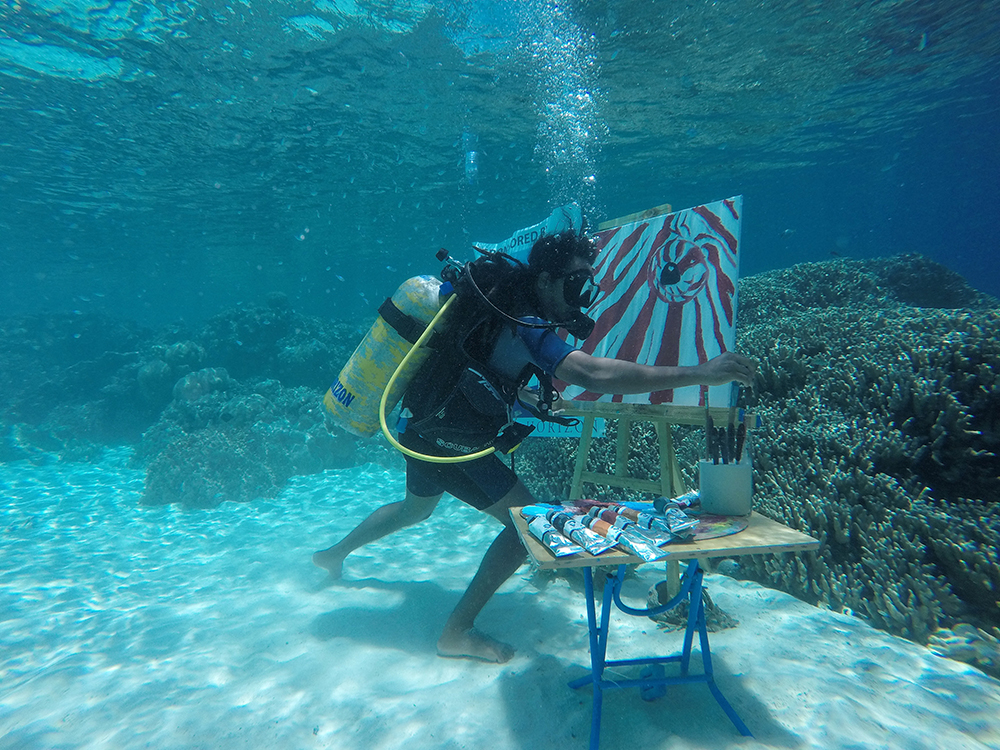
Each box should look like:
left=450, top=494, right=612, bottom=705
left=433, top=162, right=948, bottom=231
left=554, top=349, right=756, bottom=394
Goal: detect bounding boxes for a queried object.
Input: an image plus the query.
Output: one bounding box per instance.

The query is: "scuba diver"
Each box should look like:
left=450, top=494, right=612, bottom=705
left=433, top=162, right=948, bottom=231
left=313, top=231, right=756, bottom=663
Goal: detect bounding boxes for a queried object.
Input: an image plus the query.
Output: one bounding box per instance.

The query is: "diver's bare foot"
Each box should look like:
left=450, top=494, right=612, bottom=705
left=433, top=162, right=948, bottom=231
left=312, top=548, right=345, bottom=582
left=437, top=628, right=515, bottom=664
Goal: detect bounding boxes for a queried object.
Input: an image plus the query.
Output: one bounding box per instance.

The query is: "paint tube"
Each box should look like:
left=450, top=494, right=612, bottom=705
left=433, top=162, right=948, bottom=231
left=607, top=510, right=674, bottom=547
left=662, top=507, right=699, bottom=536
left=654, top=491, right=700, bottom=512
left=583, top=514, right=622, bottom=542
left=587, top=507, right=631, bottom=531
left=586, top=507, right=624, bottom=525
left=627, top=523, right=675, bottom=547
left=527, top=516, right=582, bottom=558
left=611, top=504, right=673, bottom=534
left=587, top=507, right=615, bottom=524
left=546, top=511, right=617, bottom=555
left=519, top=504, right=566, bottom=518
left=590, top=507, right=674, bottom=547
left=615, top=527, right=667, bottom=562
left=582, top=515, right=665, bottom=563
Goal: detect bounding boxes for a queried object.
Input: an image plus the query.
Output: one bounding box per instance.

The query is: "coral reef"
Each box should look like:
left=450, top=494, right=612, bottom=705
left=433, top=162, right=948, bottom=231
left=0, top=299, right=378, bottom=504
left=194, top=292, right=353, bottom=388
left=928, top=624, right=1000, bottom=679
left=0, top=312, right=152, bottom=454
left=738, top=258, right=1000, bottom=653
left=740, top=280, right=1000, bottom=642
left=510, top=436, right=577, bottom=503
left=0, top=299, right=364, bottom=455
left=647, top=580, right=738, bottom=632
left=137, top=371, right=365, bottom=507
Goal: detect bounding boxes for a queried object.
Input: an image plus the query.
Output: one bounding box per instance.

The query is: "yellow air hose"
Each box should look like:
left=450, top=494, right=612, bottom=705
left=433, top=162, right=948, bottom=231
left=378, top=293, right=497, bottom=464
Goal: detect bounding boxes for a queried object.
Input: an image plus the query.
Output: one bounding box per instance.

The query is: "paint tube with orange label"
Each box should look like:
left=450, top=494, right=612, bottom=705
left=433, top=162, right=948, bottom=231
left=590, top=507, right=673, bottom=547
left=582, top=515, right=665, bottom=562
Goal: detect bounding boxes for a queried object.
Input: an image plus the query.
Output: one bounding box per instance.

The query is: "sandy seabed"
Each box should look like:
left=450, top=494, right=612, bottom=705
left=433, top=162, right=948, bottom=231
left=1, top=453, right=998, bottom=750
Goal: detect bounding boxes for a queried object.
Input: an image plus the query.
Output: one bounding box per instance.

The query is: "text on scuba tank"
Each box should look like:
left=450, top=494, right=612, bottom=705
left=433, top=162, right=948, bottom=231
left=330, top=380, right=356, bottom=408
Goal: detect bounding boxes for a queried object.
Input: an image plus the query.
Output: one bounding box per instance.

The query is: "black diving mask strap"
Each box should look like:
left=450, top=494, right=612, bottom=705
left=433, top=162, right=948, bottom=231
left=462, top=254, right=595, bottom=339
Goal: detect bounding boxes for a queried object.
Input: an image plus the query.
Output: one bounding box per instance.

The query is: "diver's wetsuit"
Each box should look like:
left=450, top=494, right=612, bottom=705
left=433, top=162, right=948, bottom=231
left=399, top=317, right=575, bottom=510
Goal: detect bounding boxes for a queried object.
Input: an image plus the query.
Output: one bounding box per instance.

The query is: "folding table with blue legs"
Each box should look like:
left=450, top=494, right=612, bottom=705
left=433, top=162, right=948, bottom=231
left=511, top=510, right=819, bottom=750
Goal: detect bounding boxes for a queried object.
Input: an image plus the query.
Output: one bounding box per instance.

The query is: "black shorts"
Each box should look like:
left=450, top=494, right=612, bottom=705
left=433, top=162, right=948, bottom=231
left=399, top=431, right=518, bottom=511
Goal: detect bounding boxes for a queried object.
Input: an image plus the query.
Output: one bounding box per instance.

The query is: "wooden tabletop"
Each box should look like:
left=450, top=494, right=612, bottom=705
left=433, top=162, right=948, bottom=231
left=510, top=509, right=820, bottom=570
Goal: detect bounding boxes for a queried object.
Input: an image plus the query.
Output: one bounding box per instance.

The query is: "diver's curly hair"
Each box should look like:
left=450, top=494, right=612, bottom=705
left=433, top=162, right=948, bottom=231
left=527, top=231, right=597, bottom=277
left=461, top=231, right=596, bottom=334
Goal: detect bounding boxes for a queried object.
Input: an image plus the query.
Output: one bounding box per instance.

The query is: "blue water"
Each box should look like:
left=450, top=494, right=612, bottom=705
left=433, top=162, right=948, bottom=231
left=1, top=1, right=998, bottom=325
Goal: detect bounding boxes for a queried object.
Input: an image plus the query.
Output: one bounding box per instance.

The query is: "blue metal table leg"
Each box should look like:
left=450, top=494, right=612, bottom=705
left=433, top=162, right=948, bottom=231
left=570, top=560, right=753, bottom=746
left=568, top=568, right=602, bottom=692
left=585, top=567, right=605, bottom=750
left=680, top=561, right=704, bottom=675
left=695, top=588, right=753, bottom=736
left=568, top=566, right=622, bottom=750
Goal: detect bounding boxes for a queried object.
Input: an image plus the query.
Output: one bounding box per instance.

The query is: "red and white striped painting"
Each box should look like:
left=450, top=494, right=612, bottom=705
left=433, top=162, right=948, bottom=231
left=561, top=196, right=743, bottom=408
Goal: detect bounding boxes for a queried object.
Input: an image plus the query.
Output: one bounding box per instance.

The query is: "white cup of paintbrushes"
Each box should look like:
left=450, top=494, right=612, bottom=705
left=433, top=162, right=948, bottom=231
left=699, top=421, right=752, bottom=516
left=698, top=456, right=752, bottom=516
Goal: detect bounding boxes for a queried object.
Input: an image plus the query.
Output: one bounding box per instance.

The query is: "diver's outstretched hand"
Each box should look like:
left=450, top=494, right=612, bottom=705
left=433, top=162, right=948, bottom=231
left=696, top=351, right=756, bottom=387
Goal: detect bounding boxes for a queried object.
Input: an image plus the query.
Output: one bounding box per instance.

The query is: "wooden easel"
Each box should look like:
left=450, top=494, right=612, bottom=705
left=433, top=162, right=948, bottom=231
left=562, top=401, right=747, bottom=503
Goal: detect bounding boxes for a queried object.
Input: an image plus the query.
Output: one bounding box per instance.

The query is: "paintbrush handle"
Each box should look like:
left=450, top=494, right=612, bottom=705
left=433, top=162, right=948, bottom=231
left=736, top=422, right=747, bottom=463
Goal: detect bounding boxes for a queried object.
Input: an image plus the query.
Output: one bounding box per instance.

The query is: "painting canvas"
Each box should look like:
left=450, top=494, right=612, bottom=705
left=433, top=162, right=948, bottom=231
left=560, top=196, right=743, bottom=408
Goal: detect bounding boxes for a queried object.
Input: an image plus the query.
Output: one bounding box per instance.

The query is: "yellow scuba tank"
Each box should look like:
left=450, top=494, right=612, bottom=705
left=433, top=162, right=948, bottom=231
left=324, top=275, right=443, bottom=437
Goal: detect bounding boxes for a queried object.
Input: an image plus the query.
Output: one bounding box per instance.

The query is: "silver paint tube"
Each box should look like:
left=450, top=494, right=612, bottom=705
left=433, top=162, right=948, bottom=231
left=616, top=527, right=668, bottom=562
left=527, top=516, right=582, bottom=558
left=663, top=507, right=699, bottom=536
left=625, top=522, right=675, bottom=547
left=607, top=514, right=671, bottom=547
left=581, top=513, right=624, bottom=542
left=546, top=510, right=617, bottom=555
left=582, top=516, right=665, bottom=563
left=602, top=507, right=675, bottom=547
left=654, top=491, right=700, bottom=512
left=628, top=509, right=674, bottom=534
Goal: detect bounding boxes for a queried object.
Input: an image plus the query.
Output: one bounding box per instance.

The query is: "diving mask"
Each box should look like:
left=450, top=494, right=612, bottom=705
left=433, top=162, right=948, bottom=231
left=562, top=269, right=599, bottom=309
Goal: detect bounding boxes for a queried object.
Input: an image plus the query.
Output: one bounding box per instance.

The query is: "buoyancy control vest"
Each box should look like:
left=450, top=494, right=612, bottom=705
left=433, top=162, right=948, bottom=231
left=402, top=254, right=545, bottom=455
left=404, top=251, right=584, bottom=456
